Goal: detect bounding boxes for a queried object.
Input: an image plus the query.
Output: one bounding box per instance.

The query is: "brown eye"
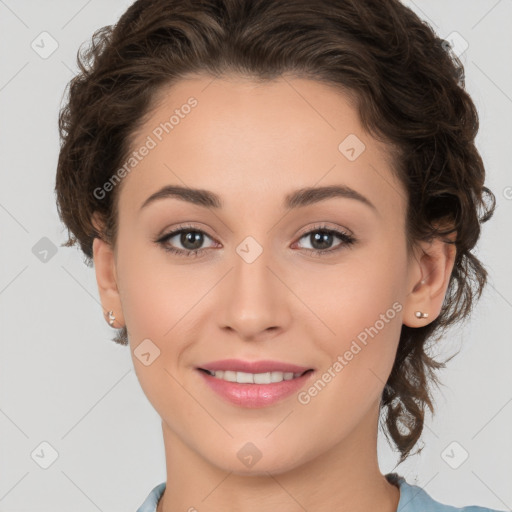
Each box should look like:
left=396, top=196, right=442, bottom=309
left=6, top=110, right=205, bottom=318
left=156, top=226, right=217, bottom=257
left=295, top=226, right=355, bottom=256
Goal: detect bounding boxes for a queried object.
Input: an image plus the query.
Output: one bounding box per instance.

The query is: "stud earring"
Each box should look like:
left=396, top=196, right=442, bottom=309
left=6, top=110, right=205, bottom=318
left=106, top=310, right=116, bottom=326
left=415, top=311, right=429, bottom=319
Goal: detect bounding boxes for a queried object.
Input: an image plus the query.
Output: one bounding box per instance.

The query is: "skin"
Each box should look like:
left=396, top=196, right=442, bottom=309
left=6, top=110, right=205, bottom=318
left=92, top=74, right=456, bottom=511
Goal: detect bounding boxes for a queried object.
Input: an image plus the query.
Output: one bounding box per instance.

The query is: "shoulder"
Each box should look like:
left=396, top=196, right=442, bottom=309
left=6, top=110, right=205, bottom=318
left=386, top=473, right=505, bottom=512
left=136, top=482, right=166, bottom=512
left=138, top=477, right=506, bottom=512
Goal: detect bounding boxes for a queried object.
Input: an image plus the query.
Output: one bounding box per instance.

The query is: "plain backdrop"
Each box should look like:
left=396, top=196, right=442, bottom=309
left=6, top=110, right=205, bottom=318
left=1, top=1, right=511, bottom=511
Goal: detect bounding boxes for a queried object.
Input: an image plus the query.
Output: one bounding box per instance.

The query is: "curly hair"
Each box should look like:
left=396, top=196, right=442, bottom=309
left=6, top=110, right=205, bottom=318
left=54, top=0, right=495, bottom=464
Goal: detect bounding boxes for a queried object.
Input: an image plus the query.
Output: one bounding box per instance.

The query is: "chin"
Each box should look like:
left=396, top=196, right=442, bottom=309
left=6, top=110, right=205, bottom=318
left=203, top=443, right=308, bottom=477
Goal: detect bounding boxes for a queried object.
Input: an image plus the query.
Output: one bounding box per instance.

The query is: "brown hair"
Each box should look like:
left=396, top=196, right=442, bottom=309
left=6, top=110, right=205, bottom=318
left=55, top=0, right=495, bottom=464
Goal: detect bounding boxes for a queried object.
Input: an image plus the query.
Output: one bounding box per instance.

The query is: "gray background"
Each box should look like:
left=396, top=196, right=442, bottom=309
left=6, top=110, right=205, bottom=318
left=1, top=0, right=511, bottom=510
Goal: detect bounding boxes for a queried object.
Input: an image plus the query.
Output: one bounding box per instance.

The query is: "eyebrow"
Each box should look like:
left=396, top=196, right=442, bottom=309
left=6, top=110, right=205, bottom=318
left=139, top=184, right=377, bottom=213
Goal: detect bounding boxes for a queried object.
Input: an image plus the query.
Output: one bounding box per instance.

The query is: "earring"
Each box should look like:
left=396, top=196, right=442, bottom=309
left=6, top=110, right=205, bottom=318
left=106, top=310, right=116, bottom=326
left=415, top=311, right=429, bottom=319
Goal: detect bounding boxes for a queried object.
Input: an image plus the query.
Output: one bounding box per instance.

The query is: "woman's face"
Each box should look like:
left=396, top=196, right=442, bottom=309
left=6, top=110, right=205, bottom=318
left=95, top=74, right=430, bottom=474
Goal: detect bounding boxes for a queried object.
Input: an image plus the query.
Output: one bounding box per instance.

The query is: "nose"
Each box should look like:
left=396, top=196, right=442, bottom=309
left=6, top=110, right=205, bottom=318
left=217, top=242, right=291, bottom=341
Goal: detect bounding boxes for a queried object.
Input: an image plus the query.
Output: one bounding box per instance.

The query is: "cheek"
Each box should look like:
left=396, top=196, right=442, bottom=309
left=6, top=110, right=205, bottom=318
left=298, top=279, right=403, bottom=437
left=303, top=239, right=406, bottom=333
left=115, top=234, right=194, bottom=340
left=303, top=240, right=406, bottom=396
left=116, top=241, right=199, bottom=412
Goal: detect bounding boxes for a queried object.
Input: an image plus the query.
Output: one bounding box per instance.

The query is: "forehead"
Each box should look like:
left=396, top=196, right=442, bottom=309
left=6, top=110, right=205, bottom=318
left=120, top=74, right=405, bottom=219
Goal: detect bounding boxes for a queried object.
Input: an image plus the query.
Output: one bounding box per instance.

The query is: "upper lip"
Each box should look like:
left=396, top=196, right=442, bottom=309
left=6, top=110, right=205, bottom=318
left=198, top=359, right=313, bottom=374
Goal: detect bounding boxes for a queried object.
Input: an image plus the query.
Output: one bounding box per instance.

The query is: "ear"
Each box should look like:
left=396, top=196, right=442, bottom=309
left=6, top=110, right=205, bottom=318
left=92, top=212, right=125, bottom=329
left=402, top=232, right=457, bottom=327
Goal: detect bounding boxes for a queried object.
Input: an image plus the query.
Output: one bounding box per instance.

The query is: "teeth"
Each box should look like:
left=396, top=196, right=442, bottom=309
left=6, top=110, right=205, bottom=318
left=207, top=370, right=303, bottom=384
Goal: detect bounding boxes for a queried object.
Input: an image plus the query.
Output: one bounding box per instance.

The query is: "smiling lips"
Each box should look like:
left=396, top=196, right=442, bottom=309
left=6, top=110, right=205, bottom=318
left=197, top=359, right=315, bottom=408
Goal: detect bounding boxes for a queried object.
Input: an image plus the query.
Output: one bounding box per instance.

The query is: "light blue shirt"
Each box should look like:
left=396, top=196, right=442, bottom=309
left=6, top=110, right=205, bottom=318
left=135, top=473, right=504, bottom=512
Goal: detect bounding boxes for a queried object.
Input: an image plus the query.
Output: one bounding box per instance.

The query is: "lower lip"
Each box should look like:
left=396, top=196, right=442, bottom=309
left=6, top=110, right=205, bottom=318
left=197, top=369, right=314, bottom=408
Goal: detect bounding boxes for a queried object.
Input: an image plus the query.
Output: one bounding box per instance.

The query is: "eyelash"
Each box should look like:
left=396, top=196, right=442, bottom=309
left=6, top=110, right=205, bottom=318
left=155, top=223, right=356, bottom=258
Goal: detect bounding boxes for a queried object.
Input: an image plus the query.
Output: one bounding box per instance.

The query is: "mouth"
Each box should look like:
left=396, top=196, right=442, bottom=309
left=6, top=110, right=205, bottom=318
left=196, top=365, right=316, bottom=408
left=197, top=367, right=314, bottom=384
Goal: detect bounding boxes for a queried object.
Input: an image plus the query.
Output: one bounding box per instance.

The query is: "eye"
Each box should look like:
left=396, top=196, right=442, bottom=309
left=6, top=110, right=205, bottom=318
left=293, top=224, right=356, bottom=256
left=155, top=225, right=217, bottom=258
